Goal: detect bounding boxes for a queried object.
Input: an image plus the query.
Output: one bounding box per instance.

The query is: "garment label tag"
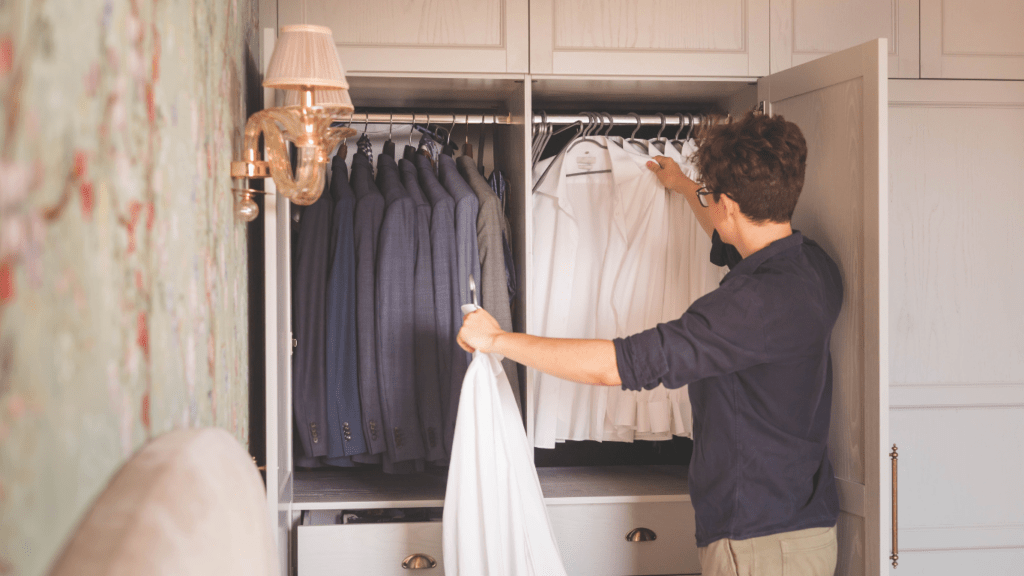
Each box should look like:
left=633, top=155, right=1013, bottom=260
left=576, top=155, right=597, bottom=170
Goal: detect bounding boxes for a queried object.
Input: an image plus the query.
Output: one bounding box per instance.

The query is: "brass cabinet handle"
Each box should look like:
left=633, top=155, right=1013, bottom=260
left=625, top=527, right=657, bottom=542
left=891, top=444, right=899, bottom=568
left=402, top=554, right=437, bottom=569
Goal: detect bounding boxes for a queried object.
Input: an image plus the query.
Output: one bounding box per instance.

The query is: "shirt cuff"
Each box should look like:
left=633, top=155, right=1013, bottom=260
left=613, top=328, right=670, bottom=392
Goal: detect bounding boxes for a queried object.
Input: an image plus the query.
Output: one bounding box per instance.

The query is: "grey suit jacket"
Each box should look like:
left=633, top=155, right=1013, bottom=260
left=413, top=152, right=466, bottom=454
left=396, top=152, right=447, bottom=462
left=375, top=151, right=428, bottom=463
left=292, top=181, right=333, bottom=458
left=350, top=153, right=387, bottom=457
left=456, top=155, right=522, bottom=413
left=438, top=154, right=482, bottom=311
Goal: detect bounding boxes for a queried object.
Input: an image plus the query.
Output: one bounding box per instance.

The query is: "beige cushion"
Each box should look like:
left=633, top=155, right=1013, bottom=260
left=49, top=428, right=278, bottom=576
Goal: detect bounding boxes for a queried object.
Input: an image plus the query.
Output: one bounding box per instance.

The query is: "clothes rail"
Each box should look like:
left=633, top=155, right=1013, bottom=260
left=340, top=113, right=514, bottom=125
left=333, top=112, right=706, bottom=126
left=533, top=113, right=705, bottom=126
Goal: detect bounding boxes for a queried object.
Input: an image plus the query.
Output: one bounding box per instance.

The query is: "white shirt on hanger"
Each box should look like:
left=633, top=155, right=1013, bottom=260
left=530, top=136, right=723, bottom=448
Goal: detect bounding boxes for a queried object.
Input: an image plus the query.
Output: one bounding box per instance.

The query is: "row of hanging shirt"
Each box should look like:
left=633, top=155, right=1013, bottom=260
left=292, top=124, right=519, bottom=474
left=528, top=116, right=725, bottom=449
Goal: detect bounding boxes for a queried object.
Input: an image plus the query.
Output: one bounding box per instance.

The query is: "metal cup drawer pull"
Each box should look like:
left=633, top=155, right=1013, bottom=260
left=625, top=527, right=657, bottom=542
left=402, top=554, right=438, bottom=569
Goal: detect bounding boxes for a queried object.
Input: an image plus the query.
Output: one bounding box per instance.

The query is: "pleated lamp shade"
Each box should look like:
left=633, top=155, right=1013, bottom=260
left=283, top=88, right=355, bottom=114
left=264, top=25, right=349, bottom=90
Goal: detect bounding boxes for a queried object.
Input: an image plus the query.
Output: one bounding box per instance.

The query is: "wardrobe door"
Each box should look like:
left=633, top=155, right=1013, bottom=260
left=889, top=80, right=1024, bottom=575
left=759, top=39, right=889, bottom=576
left=769, top=0, right=919, bottom=78
left=261, top=27, right=294, bottom=576
left=278, top=0, right=529, bottom=74
left=530, top=0, right=769, bottom=76
left=921, top=0, right=1024, bottom=79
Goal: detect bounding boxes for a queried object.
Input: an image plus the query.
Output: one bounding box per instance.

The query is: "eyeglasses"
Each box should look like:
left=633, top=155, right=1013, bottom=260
left=696, top=186, right=715, bottom=208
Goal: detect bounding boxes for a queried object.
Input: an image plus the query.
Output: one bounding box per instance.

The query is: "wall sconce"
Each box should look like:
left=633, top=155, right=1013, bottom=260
left=232, top=25, right=357, bottom=221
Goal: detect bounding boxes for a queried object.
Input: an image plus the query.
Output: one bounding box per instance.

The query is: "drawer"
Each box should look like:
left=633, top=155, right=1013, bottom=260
left=298, top=522, right=444, bottom=576
left=547, top=501, right=701, bottom=576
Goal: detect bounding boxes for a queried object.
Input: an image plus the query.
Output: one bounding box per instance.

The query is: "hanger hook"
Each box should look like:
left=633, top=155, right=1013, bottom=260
left=629, top=112, right=642, bottom=139
left=655, top=113, right=667, bottom=140
left=363, top=116, right=369, bottom=135
left=603, top=112, right=615, bottom=136
left=674, top=113, right=686, bottom=140
left=409, top=112, right=416, bottom=145
left=447, top=115, right=456, bottom=145
left=388, top=112, right=394, bottom=140
left=465, top=113, right=471, bottom=149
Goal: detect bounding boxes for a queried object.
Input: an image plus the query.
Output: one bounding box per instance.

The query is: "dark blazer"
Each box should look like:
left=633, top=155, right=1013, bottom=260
left=457, top=155, right=522, bottom=413
left=350, top=152, right=388, bottom=457
left=322, top=157, right=369, bottom=465
left=399, top=152, right=447, bottom=462
left=414, top=152, right=467, bottom=454
left=291, top=181, right=334, bottom=458
left=375, top=150, right=427, bottom=463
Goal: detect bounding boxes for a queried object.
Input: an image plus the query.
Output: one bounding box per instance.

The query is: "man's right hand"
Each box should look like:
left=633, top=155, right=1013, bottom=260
left=647, top=156, right=697, bottom=193
left=646, top=156, right=715, bottom=239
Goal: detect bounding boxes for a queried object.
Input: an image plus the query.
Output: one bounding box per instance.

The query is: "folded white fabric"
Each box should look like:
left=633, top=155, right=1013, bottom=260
left=443, top=304, right=568, bottom=576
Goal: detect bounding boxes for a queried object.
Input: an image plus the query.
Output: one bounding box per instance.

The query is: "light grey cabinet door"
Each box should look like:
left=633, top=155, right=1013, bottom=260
left=920, top=0, right=1024, bottom=79
left=889, top=79, right=1024, bottom=575
left=759, top=39, right=890, bottom=576
left=279, top=0, right=529, bottom=74
left=530, top=0, right=769, bottom=76
left=769, top=0, right=919, bottom=77
left=260, top=27, right=295, bottom=576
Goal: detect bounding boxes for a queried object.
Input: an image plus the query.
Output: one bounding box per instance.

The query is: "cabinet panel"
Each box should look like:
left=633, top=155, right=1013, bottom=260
left=921, top=0, right=1024, bottom=79
left=889, top=83, right=1024, bottom=384
left=279, top=0, right=529, bottom=73
left=531, top=0, right=769, bottom=76
left=770, top=0, right=919, bottom=77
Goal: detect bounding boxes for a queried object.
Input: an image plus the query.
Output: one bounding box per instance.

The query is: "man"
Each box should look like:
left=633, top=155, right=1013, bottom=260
left=457, top=111, right=842, bottom=576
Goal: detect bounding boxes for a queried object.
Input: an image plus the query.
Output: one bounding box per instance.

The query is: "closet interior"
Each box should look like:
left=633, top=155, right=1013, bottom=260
left=271, top=72, right=767, bottom=576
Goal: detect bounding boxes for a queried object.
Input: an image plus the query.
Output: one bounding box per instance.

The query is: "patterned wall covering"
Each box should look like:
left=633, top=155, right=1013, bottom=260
left=0, top=0, right=258, bottom=573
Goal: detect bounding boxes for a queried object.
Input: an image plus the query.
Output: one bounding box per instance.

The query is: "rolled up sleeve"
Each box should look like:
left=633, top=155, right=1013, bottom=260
left=615, top=279, right=769, bottom=391
left=614, top=328, right=669, bottom=391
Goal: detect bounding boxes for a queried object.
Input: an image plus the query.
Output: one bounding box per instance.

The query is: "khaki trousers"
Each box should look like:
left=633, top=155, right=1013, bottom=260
left=698, top=525, right=837, bottom=576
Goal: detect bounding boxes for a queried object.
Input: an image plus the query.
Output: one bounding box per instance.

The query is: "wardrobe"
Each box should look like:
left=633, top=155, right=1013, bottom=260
left=255, top=1, right=1023, bottom=575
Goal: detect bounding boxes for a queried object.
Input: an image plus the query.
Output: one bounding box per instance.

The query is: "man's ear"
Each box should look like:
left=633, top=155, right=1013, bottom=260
left=721, top=194, right=743, bottom=224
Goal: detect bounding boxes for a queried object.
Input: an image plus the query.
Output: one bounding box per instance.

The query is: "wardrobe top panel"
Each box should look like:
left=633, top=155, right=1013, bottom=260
left=532, top=77, right=756, bottom=111
left=347, top=75, right=522, bottom=111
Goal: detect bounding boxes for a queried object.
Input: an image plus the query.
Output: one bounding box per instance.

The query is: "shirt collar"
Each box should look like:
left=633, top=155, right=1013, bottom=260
left=534, top=137, right=653, bottom=219
left=723, top=231, right=804, bottom=280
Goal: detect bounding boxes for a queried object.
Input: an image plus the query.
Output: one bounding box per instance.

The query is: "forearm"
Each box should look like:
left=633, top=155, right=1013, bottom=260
left=492, top=332, right=622, bottom=387
left=669, top=177, right=715, bottom=238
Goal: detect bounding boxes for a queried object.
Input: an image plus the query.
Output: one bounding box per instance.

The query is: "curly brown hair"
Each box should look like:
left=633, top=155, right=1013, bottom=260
left=692, top=111, right=808, bottom=224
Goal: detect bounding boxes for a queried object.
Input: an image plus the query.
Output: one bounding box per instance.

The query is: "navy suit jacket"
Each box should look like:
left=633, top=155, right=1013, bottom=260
left=291, top=181, right=333, bottom=458
left=322, top=157, right=369, bottom=465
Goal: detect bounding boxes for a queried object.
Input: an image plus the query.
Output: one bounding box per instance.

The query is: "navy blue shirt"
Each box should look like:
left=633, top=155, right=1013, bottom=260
left=614, top=230, right=842, bottom=547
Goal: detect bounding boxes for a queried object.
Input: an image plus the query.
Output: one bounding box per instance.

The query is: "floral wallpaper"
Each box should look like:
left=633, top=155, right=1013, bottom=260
left=0, top=0, right=257, bottom=573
